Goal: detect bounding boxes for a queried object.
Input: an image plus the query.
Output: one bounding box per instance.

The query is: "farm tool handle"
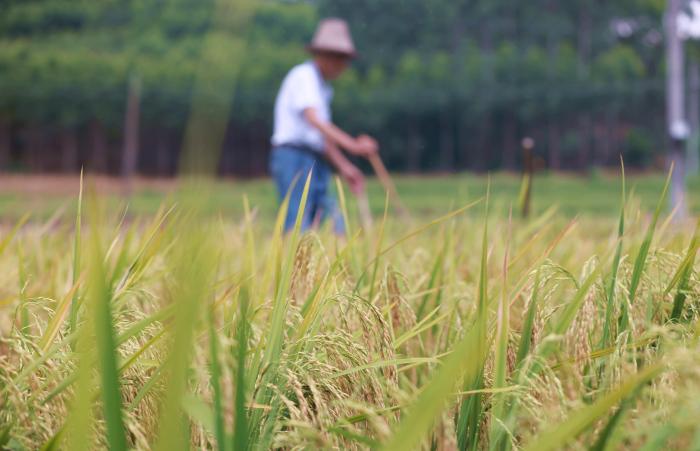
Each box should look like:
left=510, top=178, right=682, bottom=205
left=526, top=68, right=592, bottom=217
left=357, top=189, right=373, bottom=230
left=368, top=153, right=409, bottom=218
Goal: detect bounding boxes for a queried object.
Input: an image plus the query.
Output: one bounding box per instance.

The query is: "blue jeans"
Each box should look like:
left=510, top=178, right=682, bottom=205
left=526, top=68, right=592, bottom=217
left=269, top=146, right=346, bottom=234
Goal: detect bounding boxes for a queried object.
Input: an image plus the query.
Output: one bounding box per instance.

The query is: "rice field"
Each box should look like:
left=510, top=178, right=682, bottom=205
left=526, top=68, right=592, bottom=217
left=1, top=172, right=699, bottom=450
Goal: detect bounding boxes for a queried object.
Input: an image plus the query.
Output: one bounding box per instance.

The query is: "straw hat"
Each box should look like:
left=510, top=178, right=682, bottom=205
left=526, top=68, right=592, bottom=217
left=308, top=18, right=357, bottom=58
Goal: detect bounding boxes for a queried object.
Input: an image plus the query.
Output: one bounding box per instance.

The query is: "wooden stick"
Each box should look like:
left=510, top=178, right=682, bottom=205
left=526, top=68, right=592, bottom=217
left=357, top=189, right=373, bottom=230
left=368, top=153, right=409, bottom=217
left=521, top=137, right=535, bottom=219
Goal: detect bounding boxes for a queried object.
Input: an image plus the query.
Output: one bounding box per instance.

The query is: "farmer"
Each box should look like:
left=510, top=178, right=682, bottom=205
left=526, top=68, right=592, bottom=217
left=270, top=18, right=379, bottom=234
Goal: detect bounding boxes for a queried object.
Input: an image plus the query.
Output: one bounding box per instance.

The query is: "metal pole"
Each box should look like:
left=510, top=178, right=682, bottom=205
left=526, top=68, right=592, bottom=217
left=687, top=60, right=700, bottom=175
left=666, top=0, right=689, bottom=219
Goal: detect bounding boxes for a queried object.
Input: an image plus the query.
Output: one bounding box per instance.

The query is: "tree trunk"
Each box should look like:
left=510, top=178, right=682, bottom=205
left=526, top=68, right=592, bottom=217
left=0, top=119, right=10, bottom=172
left=25, top=125, right=45, bottom=172
left=578, top=115, right=592, bottom=172
left=502, top=114, right=517, bottom=171
left=89, top=120, right=109, bottom=173
left=475, top=116, right=492, bottom=172
left=456, top=113, right=470, bottom=171
left=438, top=111, right=454, bottom=171
left=406, top=120, right=421, bottom=172
left=122, top=75, right=142, bottom=181
left=156, top=129, right=171, bottom=176
left=60, top=127, right=79, bottom=173
left=610, top=113, right=620, bottom=166
left=598, top=114, right=612, bottom=166
left=548, top=119, right=561, bottom=170
left=255, top=121, right=269, bottom=176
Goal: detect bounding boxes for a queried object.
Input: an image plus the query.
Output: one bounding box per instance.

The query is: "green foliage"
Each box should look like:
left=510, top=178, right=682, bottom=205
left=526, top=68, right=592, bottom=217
left=593, top=45, right=646, bottom=83
left=0, top=0, right=670, bottom=172
left=624, top=128, right=656, bottom=167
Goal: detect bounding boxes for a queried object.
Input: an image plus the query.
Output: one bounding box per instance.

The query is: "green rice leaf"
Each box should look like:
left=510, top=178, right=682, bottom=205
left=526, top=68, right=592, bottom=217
left=515, top=270, right=540, bottom=368
left=208, top=303, right=227, bottom=451
left=669, top=219, right=699, bottom=322
left=86, top=193, right=127, bottom=451
left=69, top=169, right=83, bottom=334
left=523, top=363, right=663, bottom=451
left=380, top=310, right=490, bottom=451
left=619, top=166, right=671, bottom=330
left=601, top=159, right=625, bottom=349
left=233, top=286, right=250, bottom=451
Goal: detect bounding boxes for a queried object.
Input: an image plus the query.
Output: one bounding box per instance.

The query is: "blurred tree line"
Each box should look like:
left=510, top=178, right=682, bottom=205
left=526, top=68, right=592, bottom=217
left=0, top=0, right=674, bottom=175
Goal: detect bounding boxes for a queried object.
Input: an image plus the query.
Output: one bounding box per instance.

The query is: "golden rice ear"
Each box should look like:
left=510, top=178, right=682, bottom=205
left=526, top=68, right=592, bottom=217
left=5, top=166, right=700, bottom=451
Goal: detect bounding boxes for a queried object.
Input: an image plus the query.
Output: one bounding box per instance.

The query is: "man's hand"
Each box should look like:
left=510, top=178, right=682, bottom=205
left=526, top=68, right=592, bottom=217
left=351, top=134, right=379, bottom=158
left=340, top=163, right=365, bottom=195
left=304, top=108, right=379, bottom=158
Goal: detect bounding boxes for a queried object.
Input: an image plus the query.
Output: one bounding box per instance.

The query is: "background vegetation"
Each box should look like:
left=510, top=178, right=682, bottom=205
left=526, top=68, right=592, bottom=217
left=0, top=0, right=690, bottom=175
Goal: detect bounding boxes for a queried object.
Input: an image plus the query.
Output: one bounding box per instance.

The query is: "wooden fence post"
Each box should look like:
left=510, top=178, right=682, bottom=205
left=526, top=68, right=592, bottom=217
left=521, top=137, right=535, bottom=218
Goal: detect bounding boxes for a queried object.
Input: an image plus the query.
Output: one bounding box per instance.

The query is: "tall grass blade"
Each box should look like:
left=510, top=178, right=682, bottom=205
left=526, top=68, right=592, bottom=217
left=335, top=176, right=363, bottom=277
left=523, top=364, right=663, bottom=451
left=515, top=270, right=540, bottom=367
left=127, top=365, right=165, bottom=412
left=16, top=241, right=28, bottom=334
left=619, top=166, right=672, bottom=330
left=416, top=236, right=447, bottom=320
left=69, top=169, right=83, bottom=334
left=182, top=394, right=216, bottom=436
left=208, top=303, right=226, bottom=451
left=233, top=286, right=250, bottom=451
left=38, top=278, right=81, bottom=353
left=669, top=219, right=699, bottom=322
left=489, top=208, right=512, bottom=450
left=250, top=170, right=312, bottom=448
left=639, top=423, right=678, bottom=451
left=457, top=183, right=490, bottom=451
left=86, top=193, right=127, bottom=451
left=154, top=219, right=217, bottom=451
left=380, top=308, right=490, bottom=451
left=535, top=264, right=603, bottom=366
left=589, top=394, right=635, bottom=451
left=39, top=430, right=62, bottom=451
left=0, top=425, right=11, bottom=448
left=0, top=213, right=29, bottom=257
left=64, top=263, right=97, bottom=446
left=368, top=193, right=389, bottom=303
left=243, top=195, right=257, bottom=275
left=601, top=160, right=625, bottom=349
left=262, top=169, right=311, bottom=366
left=259, top=180, right=293, bottom=309
left=375, top=199, right=481, bottom=261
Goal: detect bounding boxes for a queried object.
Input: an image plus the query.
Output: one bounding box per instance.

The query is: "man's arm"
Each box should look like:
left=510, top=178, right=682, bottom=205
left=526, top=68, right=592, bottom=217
left=304, top=108, right=377, bottom=157
left=323, top=140, right=365, bottom=194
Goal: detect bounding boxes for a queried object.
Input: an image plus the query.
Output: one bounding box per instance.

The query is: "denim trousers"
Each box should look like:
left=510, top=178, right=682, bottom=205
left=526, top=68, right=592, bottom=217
left=269, top=146, right=345, bottom=234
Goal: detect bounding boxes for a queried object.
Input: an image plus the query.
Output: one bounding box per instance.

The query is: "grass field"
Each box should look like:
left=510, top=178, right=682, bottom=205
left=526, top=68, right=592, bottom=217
left=1, top=172, right=699, bottom=450
left=0, top=172, right=699, bottom=221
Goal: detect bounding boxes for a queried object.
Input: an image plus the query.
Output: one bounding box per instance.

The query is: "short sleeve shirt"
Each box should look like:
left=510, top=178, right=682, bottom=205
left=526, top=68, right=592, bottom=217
left=271, top=61, right=333, bottom=152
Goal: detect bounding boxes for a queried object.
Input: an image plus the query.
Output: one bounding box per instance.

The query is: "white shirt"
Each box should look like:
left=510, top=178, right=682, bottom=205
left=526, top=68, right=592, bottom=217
left=271, top=61, right=333, bottom=152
